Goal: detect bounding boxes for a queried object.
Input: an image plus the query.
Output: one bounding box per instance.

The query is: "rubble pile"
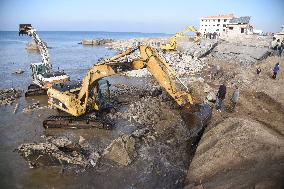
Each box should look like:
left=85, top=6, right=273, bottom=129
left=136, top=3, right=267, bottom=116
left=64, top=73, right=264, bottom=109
left=17, top=136, right=100, bottom=168
left=160, top=51, right=206, bottom=76
left=22, top=102, right=52, bottom=112
left=106, top=37, right=168, bottom=51
left=81, top=39, right=114, bottom=46
left=109, top=96, right=164, bottom=125
left=0, top=88, right=22, bottom=105
left=221, top=35, right=271, bottom=47
left=212, top=41, right=271, bottom=65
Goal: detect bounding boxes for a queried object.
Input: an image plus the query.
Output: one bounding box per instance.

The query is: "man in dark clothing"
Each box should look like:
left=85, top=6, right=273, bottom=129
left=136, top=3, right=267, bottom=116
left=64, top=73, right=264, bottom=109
left=216, top=83, right=226, bottom=112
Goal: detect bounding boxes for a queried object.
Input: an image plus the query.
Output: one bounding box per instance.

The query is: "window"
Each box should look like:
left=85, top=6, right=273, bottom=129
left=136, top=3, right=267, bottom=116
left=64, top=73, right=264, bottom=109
left=223, top=24, right=226, bottom=27
left=223, top=29, right=225, bottom=31
left=217, top=24, right=220, bottom=26
left=218, top=19, right=220, bottom=22
left=205, top=25, right=207, bottom=26
left=213, top=25, right=215, bottom=26
left=224, top=19, right=227, bottom=22
left=241, top=28, right=244, bottom=33
left=229, top=27, right=233, bottom=30
left=205, top=29, right=206, bottom=31
left=216, top=29, right=219, bottom=31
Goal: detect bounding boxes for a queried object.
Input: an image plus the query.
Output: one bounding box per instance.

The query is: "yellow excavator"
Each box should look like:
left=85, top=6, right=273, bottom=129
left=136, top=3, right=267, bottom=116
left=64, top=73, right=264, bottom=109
left=44, top=45, right=211, bottom=133
left=160, top=25, right=201, bottom=51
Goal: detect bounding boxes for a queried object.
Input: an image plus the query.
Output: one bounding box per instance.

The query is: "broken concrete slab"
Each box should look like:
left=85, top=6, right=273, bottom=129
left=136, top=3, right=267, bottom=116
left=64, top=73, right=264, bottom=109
left=102, top=134, right=136, bottom=166
left=17, top=136, right=100, bottom=168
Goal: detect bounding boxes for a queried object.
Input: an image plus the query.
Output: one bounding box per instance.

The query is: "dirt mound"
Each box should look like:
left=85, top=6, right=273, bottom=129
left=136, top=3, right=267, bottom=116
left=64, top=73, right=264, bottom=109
left=184, top=117, right=284, bottom=189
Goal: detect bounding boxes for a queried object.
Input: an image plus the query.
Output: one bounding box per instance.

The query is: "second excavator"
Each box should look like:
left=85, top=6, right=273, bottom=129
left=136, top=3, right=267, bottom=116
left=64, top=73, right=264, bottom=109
left=19, top=24, right=69, bottom=96
left=160, top=25, right=202, bottom=51
left=44, top=45, right=211, bottom=135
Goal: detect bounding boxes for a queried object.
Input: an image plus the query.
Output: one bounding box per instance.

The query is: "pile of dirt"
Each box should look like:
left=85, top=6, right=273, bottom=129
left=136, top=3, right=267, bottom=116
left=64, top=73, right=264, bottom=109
left=0, top=88, right=22, bottom=105
left=184, top=117, right=284, bottom=189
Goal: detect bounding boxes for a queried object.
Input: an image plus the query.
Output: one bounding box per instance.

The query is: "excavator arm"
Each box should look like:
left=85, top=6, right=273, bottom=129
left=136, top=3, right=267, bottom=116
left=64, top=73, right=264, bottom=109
left=160, top=25, right=201, bottom=51
left=19, top=24, right=52, bottom=70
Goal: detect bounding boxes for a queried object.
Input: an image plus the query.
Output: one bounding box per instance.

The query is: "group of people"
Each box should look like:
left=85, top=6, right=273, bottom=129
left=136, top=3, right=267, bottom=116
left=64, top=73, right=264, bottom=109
left=215, top=83, right=239, bottom=113
left=270, top=37, right=284, bottom=56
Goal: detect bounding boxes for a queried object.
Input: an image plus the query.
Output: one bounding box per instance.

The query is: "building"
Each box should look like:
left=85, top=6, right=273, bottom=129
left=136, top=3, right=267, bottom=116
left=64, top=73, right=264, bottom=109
left=275, top=25, right=284, bottom=41
left=199, top=14, right=235, bottom=36
left=226, top=16, right=253, bottom=36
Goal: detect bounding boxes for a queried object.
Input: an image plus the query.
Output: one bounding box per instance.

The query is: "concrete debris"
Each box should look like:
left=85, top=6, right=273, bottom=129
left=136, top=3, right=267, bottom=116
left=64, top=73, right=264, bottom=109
left=0, top=88, right=22, bottom=106
left=13, top=69, right=24, bottom=74
left=81, top=38, right=114, bottom=46
left=102, top=134, right=136, bottom=166
left=109, top=96, right=163, bottom=125
left=16, top=136, right=100, bottom=168
left=212, top=41, right=271, bottom=65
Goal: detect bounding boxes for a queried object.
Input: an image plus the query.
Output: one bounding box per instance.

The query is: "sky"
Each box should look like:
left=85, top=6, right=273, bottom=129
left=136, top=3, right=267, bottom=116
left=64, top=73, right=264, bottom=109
left=0, top=0, right=283, bottom=33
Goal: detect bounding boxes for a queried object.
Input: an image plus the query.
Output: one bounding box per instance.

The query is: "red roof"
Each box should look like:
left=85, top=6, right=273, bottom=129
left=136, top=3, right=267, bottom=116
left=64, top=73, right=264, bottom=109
left=201, top=14, right=235, bottom=19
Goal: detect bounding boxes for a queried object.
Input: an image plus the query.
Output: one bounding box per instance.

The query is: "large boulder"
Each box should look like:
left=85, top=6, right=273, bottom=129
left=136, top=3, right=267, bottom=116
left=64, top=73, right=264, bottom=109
left=102, top=134, right=136, bottom=166
left=184, top=118, right=284, bottom=188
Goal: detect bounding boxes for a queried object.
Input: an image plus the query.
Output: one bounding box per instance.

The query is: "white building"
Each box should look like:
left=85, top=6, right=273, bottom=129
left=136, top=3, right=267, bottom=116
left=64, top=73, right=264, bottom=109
left=199, top=14, right=235, bottom=36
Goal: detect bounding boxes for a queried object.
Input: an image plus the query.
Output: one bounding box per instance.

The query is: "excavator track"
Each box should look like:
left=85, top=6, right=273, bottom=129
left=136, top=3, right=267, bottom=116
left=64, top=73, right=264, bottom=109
left=43, top=115, right=113, bottom=129
left=25, top=84, right=47, bottom=97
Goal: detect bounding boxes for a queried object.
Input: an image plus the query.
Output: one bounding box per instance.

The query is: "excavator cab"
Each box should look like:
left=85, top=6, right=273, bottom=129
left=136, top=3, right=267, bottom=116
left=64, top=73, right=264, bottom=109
left=94, top=79, right=112, bottom=110
left=19, top=24, right=32, bottom=35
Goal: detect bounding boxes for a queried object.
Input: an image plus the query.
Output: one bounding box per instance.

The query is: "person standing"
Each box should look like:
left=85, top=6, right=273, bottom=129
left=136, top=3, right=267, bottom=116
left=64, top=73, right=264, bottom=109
left=231, top=86, right=239, bottom=111
left=272, top=63, right=280, bottom=79
left=216, top=83, right=226, bottom=112
left=256, top=67, right=261, bottom=75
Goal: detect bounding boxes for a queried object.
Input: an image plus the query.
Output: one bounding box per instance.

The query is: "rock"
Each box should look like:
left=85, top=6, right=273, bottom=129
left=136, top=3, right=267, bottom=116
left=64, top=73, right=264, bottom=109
left=13, top=69, right=24, bottom=74
left=102, top=134, right=136, bottom=166
left=17, top=136, right=100, bottom=168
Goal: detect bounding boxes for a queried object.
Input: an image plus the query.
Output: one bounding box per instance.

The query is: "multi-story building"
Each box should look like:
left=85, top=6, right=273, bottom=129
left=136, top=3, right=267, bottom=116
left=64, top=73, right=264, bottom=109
left=199, top=14, right=235, bottom=36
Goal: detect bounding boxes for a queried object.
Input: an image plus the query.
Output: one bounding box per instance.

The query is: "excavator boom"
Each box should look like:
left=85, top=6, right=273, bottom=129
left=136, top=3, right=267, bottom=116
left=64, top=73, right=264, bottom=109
left=160, top=25, right=201, bottom=51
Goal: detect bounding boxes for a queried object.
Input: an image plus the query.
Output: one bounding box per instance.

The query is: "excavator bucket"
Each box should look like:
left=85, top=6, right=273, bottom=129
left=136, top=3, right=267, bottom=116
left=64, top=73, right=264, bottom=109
left=19, top=24, right=32, bottom=35
left=180, top=103, right=212, bottom=138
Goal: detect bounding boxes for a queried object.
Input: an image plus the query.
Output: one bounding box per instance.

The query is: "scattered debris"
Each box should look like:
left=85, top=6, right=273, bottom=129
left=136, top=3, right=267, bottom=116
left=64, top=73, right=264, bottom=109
left=13, top=69, right=24, bottom=74
left=81, top=39, right=114, bottom=46
left=0, top=88, right=22, bottom=106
